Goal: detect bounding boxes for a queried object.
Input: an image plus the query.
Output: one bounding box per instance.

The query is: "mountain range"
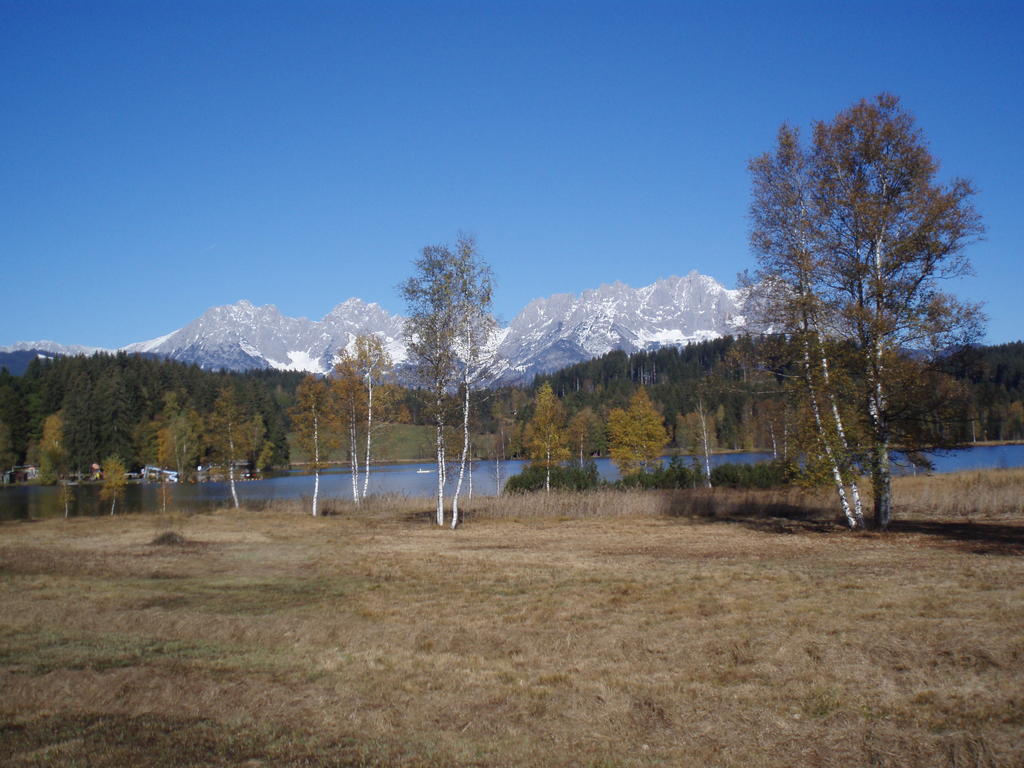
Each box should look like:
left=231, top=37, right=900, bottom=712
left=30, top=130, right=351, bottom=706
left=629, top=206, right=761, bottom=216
left=1, top=272, right=747, bottom=383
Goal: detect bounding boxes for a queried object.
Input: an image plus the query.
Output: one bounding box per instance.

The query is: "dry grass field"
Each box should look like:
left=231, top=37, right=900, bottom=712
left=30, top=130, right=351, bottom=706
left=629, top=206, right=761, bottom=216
left=2, top=470, right=1023, bottom=767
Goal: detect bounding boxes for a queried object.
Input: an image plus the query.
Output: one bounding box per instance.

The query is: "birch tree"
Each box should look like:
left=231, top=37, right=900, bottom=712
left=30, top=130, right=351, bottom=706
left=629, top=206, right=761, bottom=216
left=526, top=383, right=569, bottom=493
left=207, top=386, right=255, bottom=509
left=291, top=375, right=340, bottom=517
left=449, top=237, right=495, bottom=529
left=750, top=94, right=984, bottom=528
left=333, top=353, right=367, bottom=506
left=693, top=394, right=714, bottom=488
left=40, top=413, right=73, bottom=516
left=749, top=126, right=865, bottom=527
left=38, top=413, right=64, bottom=482
left=568, top=407, right=603, bottom=466
left=400, top=240, right=465, bottom=526
left=607, top=388, right=668, bottom=476
left=815, top=95, right=983, bottom=528
left=354, top=334, right=393, bottom=500
left=100, top=455, right=127, bottom=515
left=158, top=392, right=201, bottom=482
left=155, top=416, right=174, bottom=515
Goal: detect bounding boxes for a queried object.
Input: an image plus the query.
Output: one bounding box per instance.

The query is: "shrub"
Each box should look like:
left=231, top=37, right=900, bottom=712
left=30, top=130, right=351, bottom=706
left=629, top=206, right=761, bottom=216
left=504, top=461, right=603, bottom=494
left=710, top=460, right=789, bottom=489
left=616, top=456, right=702, bottom=490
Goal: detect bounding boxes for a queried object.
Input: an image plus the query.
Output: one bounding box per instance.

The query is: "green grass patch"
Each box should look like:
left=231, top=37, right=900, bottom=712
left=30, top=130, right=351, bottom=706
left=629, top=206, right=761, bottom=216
left=0, top=629, right=276, bottom=676
left=0, top=714, right=361, bottom=768
left=134, top=576, right=355, bottom=616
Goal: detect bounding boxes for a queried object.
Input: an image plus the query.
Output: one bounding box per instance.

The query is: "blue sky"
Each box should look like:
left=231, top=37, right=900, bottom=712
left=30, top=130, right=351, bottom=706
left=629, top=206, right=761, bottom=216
left=2, top=0, right=1021, bottom=347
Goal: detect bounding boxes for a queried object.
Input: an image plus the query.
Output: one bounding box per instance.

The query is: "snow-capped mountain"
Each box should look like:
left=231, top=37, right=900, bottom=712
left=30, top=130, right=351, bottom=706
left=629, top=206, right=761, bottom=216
left=482, top=272, right=746, bottom=383
left=0, top=340, right=107, bottom=356
left=3, top=273, right=748, bottom=383
left=121, top=298, right=407, bottom=373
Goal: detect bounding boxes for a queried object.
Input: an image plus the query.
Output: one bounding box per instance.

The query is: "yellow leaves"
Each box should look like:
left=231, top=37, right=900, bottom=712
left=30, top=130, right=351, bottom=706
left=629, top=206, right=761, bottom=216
left=607, top=388, right=667, bottom=475
left=332, top=352, right=367, bottom=424
left=291, top=375, right=340, bottom=468
left=99, top=455, right=127, bottom=503
left=526, top=383, right=569, bottom=467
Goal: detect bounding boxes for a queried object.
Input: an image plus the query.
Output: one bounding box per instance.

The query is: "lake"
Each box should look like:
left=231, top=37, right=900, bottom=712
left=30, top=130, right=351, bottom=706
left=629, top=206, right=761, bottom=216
left=2, top=444, right=1023, bottom=521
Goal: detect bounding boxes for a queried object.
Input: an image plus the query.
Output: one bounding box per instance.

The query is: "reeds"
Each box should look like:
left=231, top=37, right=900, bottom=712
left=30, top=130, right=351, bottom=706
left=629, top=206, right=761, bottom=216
left=255, top=467, right=1022, bottom=525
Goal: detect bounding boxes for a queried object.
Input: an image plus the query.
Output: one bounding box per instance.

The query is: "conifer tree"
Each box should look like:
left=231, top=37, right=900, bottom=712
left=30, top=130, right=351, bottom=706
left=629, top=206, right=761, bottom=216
left=63, top=375, right=98, bottom=475
left=0, top=419, right=16, bottom=477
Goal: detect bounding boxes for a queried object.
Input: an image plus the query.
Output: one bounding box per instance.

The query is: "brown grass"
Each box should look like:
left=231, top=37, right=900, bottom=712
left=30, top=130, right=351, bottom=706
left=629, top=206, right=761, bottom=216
left=1, top=470, right=1022, bottom=767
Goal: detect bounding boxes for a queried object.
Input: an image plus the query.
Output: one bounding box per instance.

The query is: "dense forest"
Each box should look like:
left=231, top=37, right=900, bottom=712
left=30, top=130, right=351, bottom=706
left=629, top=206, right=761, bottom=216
left=476, top=338, right=1024, bottom=462
left=0, top=353, right=302, bottom=477
left=0, top=338, right=1022, bottom=478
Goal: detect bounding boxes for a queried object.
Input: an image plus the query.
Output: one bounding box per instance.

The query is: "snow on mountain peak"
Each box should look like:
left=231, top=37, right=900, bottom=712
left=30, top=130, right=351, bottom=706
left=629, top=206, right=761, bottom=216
left=0, top=340, right=108, bottom=355
left=6, top=272, right=749, bottom=382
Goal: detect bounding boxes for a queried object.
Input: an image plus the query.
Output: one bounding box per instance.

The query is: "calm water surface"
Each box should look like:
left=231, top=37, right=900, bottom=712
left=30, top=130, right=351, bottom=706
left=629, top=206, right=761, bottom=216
left=2, top=445, right=1023, bottom=521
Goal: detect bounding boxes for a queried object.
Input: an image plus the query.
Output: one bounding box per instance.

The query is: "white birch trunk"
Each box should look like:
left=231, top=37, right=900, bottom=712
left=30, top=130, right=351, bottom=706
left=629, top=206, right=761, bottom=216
left=228, top=433, right=239, bottom=509
left=697, top=404, right=712, bottom=488
left=313, top=470, right=320, bottom=517
left=545, top=446, right=551, bottom=493
left=870, top=237, right=892, bottom=528
left=800, top=337, right=857, bottom=528
left=435, top=418, right=445, bottom=526
left=815, top=335, right=865, bottom=528
left=867, top=342, right=893, bottom=528
left=350, top=421, right=360, bottom=505
left=362, top=374, right=373, bottom=499
left=452, top=375, right=471, bottom=529
left=312, top=410, right=320, bottom=517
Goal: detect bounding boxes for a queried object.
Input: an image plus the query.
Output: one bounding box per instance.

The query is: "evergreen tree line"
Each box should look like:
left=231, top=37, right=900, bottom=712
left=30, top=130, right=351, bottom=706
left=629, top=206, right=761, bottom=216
left=503, top=377, right=792, bottom=493
left=478, top=337, right=1024, bottom=484
left=0, top=353, right=301, bottom=476
left=940, top=341, right=1024, bottom=442
left=484, top=338, right=772, bottom=457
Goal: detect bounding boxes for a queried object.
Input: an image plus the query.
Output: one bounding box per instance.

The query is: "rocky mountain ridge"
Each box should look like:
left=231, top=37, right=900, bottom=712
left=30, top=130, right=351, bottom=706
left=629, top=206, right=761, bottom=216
left=2, top=272, right=746, bottom=384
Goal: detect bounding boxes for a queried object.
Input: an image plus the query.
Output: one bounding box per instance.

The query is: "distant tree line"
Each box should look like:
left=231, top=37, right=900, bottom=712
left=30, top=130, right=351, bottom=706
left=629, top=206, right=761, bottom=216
left=0, top=353, right=300, bottom=478
left=489, top=336, right=1024, bottom=496
left=2, top=336, right=1020, bottom=489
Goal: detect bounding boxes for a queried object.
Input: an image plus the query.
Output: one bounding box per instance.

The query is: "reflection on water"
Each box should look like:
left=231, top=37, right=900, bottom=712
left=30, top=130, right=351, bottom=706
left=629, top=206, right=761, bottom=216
left=2, top=445, right=1022, bottom=521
